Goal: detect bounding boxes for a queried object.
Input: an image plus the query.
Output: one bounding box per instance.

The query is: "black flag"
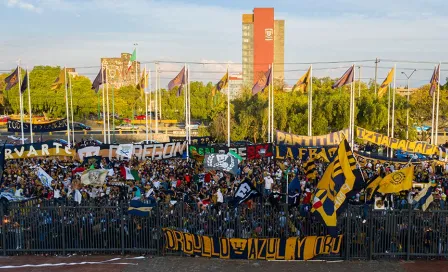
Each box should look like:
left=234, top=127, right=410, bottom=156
left=232, top=178, right=261, bottom=205
left=91, top=68, right=106, bottom=93
left=4, top=67, right=19, bottom=91
left=20, top=71, right=28, bottom=94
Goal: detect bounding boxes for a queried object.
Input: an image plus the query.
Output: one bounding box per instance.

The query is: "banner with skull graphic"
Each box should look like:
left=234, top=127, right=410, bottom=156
left=204, top=154, right=239, bottom=175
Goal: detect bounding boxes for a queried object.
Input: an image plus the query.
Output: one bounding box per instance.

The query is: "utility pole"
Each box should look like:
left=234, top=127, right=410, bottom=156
left=374, top=58, right=379, bottom=97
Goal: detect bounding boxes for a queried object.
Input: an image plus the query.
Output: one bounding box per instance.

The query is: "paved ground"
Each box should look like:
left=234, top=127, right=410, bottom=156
left=0, top=256, right=446, bottom=272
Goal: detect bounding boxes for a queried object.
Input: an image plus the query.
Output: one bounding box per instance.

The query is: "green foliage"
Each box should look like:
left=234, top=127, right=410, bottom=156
left=0, top=66, right=446, bottom=143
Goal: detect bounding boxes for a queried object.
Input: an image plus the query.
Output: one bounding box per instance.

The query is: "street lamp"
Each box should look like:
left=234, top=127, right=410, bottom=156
left=401, top=69, right=417, bottom=140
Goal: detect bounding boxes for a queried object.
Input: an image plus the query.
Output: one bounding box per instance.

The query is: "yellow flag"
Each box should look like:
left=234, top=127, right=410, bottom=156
left=214, top=72, right=229, bottom=94
left=378, top=67, right=395, bottom=98
left=366, top=176, right=382, bottom=200
left=51, top=69, right=66, bottom=90
left=377, top=166, right=413, bottom=194
left=293, top=66, right=311, bottom=92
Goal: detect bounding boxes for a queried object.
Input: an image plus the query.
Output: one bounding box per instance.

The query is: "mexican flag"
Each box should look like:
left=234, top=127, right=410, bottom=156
left=120, top=166, right=140, bottom=180
left=127, top=48, right=137, bottom=73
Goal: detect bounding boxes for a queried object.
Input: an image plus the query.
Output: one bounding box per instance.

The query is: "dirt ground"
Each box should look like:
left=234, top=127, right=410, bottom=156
left=0, top=255, right=446, bottom=272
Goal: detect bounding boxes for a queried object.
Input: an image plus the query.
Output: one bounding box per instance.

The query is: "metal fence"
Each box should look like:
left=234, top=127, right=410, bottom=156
left=1, top=202, right=447, bottom=260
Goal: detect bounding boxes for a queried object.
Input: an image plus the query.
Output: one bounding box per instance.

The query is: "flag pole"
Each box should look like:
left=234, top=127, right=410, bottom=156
left=64, top=67, right=71, bottom=147
left=188, top=65, right=191, bottom=144
left=158, top=71, right=162, bottom=121
left=17, top=63, right=24, bottom=144
left=387, top=84, right=391, bottom=137
left=69, top=74, right=75, bottom=146
left=145, top=65, right=149, bottom=142
left=134, top=46, right=138, bottom=86
left=390, top=64, right=396, bottom=158
left=348, top=69, right=352, bottom=146
left=435, top=63, right=441, bottom=145
left=352, top=63, right=356, bottom=147
left=101, top=65, right=106, bottom=144
left=155, top=63, right=159, bottom=134
left=308, top=65, right=313, bottom=136
left=149, top=68, right=153, bottom=141
left=267, top=64, right=271, bottom=143
left=227, top=65, right=231, bottom=147
left=271, top=62, right=275, bottom=143
left=105, top=65, right=110, bottom=144
left=26, top=68, right=33, bottom=143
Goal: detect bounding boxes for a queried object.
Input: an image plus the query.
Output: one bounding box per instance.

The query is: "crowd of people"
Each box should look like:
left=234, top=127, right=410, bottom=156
left=0, top=147, right=447, bottom=214
left=0, top=144, right=447, bottom=255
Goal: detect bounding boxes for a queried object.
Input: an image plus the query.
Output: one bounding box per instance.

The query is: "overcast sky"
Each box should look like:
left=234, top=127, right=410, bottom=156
left=1, top=0, right=447, bottom=87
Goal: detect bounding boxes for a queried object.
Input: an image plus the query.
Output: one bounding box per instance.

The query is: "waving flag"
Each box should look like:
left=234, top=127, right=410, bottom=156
left=51, top=68, right=66, bottom=90
left=378, top=67, right=395, bottom=98
left=127, top=48, right=137, bottom=73
left=91, top=67, right=107, bottom=93
left=312, top=138, right=362, bottom=236
left=252, top=67, right=272, bottom=95
left=332, top=66, right=354, bottom=89
left=4, top=67, right=19, bottom=91
left=293, top=66, right=311, bottom=92
left=429, top=64, right=440, bottom=97
left=168, top=66, right=187, bottom=97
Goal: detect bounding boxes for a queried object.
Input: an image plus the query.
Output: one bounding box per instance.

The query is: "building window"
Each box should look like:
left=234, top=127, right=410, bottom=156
left=243, top=38, right=249, bottom=43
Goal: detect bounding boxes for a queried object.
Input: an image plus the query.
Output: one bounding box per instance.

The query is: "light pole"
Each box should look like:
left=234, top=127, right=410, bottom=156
left=401, top=69, right=416, bottom=140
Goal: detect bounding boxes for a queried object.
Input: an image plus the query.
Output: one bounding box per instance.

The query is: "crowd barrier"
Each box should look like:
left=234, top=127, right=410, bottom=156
left=0, top=202, right=447, bottom=260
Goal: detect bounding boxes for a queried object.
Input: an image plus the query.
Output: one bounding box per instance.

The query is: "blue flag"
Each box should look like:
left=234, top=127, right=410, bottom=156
left=288, top=176, right=301, bottom=194
left=128, top=200, right=156, bottom=217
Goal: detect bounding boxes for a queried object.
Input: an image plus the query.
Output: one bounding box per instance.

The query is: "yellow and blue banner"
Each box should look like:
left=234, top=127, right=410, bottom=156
left=163, top=228, right=343, bottom=260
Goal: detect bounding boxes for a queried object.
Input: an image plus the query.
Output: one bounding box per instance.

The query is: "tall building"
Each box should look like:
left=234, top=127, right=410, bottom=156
left=101, top=53, right=141, bottom=89
left=242, top=8, right=284, bottom=86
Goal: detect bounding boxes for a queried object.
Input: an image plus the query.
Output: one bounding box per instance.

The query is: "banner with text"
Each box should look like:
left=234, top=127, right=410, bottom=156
left=188, top=145, right=248, bottom=159
left=163, top=228, right=343, bottom=260
left=7, top=119, right=67, bottom=133
left=354, top=152, right=433, bottom=168
left=5, top=141, right=75, bottom=159
left=276, top=129, right=349, bottom=146
left=275, top=145, right=337, bottom=162
left=169, top=136, right=213, bottom=145
left=246, top=143, right=274, bottom=160
left=77, top=141, right=187, bottom=160
left=355, top=127, right=447, bottom=158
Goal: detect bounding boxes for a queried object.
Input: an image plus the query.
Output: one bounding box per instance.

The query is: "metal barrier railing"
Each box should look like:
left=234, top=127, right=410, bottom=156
left=1, top=202, right=447, bottom=260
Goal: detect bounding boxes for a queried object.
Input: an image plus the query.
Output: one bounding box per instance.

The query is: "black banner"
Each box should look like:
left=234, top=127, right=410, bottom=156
left=7, top=119, right=67, bottom=133
left=189, top=145, right=247, bottom=158
left=169, top=136, right=213, bottom=145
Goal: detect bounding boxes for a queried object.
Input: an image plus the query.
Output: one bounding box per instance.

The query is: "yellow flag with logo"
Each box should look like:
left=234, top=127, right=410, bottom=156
left=377, top=166, right=413, bottom=194
left=377, top=67, right=395, bottom=98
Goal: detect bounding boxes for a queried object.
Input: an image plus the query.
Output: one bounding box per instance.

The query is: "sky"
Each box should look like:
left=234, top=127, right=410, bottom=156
left=1, top=0, right=447, bottom=87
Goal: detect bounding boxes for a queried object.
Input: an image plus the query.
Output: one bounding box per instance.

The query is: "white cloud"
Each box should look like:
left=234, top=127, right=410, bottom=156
left=6, top=0, right=43, bottom=13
